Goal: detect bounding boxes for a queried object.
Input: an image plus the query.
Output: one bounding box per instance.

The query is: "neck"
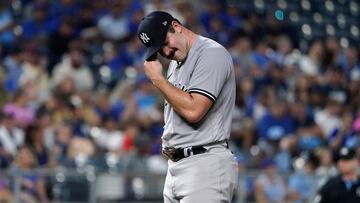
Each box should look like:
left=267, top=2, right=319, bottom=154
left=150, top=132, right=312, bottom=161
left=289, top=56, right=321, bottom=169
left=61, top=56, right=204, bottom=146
left=184, top=29, right=197, bottom=53
left=34, top=142, right=43, bottom=150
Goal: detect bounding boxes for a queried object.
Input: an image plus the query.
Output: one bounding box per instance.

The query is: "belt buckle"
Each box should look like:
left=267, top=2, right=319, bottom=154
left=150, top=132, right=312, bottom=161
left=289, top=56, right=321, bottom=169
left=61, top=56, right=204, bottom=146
left=162, top=147, right=181, bottom=162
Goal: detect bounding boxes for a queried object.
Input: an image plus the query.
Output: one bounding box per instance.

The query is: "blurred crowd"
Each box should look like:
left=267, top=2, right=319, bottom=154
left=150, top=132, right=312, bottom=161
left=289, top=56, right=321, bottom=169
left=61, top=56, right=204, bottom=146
left=0, top=0, right=359, bottom=202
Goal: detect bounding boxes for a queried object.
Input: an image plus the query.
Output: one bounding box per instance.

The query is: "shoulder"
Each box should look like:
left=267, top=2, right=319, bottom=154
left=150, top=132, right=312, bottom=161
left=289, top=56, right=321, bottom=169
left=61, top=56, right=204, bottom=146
left=196, top=36, right=231, bottom=58
left=320, top=176, right=342, bottom=191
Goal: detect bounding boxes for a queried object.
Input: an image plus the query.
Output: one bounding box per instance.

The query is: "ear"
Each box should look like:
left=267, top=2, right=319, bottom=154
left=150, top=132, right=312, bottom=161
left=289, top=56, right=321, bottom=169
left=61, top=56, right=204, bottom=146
left=172, top=20, right=182, bottom=33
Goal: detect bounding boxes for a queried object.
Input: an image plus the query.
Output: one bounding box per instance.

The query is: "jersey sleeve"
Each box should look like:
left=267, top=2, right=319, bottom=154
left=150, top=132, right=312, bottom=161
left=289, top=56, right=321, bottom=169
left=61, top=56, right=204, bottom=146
left=187, top=47, right=233, bottom=103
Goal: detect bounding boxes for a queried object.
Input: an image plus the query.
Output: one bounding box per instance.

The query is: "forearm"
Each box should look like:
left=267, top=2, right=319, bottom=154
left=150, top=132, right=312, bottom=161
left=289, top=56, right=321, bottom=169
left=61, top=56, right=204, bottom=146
left=143, top=60, right=211, bottom=123
left=152, top=77, right=206, bottom=123
left=37, top=179, right=48, bottom=202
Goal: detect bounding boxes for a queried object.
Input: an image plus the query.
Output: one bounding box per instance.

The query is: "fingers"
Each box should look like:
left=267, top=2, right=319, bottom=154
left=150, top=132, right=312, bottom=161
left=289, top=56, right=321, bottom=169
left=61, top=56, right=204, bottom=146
left=143, top=60, right=163, bottom=81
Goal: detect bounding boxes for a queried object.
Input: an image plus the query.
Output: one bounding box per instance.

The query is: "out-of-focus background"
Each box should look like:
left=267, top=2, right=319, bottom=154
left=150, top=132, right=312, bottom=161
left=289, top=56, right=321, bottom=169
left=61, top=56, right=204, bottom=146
left=0, top=0, right=359, bottom=202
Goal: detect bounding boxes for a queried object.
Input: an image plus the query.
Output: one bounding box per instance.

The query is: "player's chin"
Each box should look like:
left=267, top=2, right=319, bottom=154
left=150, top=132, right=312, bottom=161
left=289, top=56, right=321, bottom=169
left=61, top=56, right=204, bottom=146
left=173, top=53, right=186, bottom=62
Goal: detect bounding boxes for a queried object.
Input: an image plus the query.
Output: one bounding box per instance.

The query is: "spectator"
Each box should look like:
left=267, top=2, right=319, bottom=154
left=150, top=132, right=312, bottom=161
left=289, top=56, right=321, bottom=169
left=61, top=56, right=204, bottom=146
left=11, top=146, right=49, bottom=202
left=51, top=43, right=94, bottom=91
left=20, top=3, right=54, bottom=41
left=251, top=39, right=271, bottom=71
left=329, top=110, right=356, bottom=150
left=324, top=66, right=348, bottom=104
left=271, top=35, right=294, bottom=66
left=110, top=80, right=138, bottom=123
left=0, top=175, right=12, bottom=202
left=51, top=122, right=73, bottom=165
left=107, top=35, right=145, bottom=80
left=315, top=97, right=343, bottom=140
left=177, top=1, right=205, bottom=35
left=0, top=112, right=24, bottom=166
left=92, top=116, right=124, bottom=153
left=65, top=137, right=95, bottom=168
left=0, top=3, right=15, bottom=50
left=94, top=89, right=121, bottom=122
left=315, top=147, right=337, bottom=187
left=231, top=118, right=257, bottom=168
left=251, top=86, right=275, bottom=121
left=127, top=2, right=145, bottom=35
left=229, top=35, right=255, bottom=81
left=24, top=124, right=51, bottom=167
left=207, top=15, right=232, bottom=46
left=323, top=37, right=341, bottom=69
left=257, top=99, right=296, bottom=141
left=134, top=75, right=161, bottom=124
left=254, top=158, right=287, bottom=203
left=50, top=0, right=80, bottom=19
left=97, top=1, right=130, bottom=41
left=0, top=68, right=8, bottom=107
left=298, top=40, right=324, bottom=77
left=290, top=101, right=323, bottom=151
left=2, top=46, right=24, bottom=93
left=340, top=46, right=360, bottom=81
left=121, top=119, right=141, bottom=154
left=3, top=88, right=35, bottom=127
left=76, top=91, right=101, bottom=128
left=288, top=152, right=320, bottom=203
left=18, top=42, right=50, bottom=107
left=76, top=3, right=97, bottom=32
left=49, top=79, right=77, bottom=126
left=35, top=106, right=56, bottom=159
left=47, top=18, right=77, bottom=71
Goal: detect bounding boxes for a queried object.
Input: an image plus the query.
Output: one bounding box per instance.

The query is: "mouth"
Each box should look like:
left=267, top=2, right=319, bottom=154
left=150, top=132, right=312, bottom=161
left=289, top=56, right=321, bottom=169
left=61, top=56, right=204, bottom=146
left=166, top=50, right=176, bottom=59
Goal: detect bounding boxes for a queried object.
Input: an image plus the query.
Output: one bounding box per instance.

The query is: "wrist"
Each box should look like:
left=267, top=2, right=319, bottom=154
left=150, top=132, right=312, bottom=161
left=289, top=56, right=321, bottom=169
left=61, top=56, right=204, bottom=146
left=151, top=75, right=166, bottom=87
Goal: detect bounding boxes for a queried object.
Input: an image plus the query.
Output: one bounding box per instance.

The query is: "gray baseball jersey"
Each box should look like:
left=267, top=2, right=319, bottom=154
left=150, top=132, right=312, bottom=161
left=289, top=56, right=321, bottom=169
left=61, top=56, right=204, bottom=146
left=162, top=35, right=236, bottom=148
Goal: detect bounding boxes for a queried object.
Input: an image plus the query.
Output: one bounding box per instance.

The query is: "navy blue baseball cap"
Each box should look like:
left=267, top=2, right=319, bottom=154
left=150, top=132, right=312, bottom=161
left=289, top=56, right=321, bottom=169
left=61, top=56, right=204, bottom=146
left=137, top=11, right=175, bottom=61
left=336, top=147, right=356, bottom=161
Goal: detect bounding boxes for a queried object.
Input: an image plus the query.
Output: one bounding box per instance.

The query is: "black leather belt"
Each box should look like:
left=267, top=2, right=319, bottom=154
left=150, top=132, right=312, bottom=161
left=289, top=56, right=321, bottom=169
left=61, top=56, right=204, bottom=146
left=162, top=146, right=207, bottom=162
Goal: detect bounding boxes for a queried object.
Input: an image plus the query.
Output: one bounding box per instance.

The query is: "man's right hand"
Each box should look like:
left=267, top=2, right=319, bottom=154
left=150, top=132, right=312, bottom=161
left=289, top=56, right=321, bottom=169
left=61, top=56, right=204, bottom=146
left=143, top=59, right=165, bottom=85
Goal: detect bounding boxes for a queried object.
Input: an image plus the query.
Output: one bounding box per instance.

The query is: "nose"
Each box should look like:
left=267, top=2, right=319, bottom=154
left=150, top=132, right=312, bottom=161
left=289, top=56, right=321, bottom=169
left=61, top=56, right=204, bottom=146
left=160, top=46, right=171, bottom=57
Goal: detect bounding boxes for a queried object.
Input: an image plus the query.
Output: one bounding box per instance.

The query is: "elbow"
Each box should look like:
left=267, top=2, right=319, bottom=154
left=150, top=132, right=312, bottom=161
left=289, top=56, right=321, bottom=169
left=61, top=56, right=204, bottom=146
left=183, top=111, right=205, bottom=124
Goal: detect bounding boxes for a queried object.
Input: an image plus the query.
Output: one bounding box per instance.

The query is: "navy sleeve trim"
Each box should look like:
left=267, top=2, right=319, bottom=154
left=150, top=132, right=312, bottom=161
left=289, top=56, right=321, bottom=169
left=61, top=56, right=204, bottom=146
left=188, top=88, right=216, bottom=102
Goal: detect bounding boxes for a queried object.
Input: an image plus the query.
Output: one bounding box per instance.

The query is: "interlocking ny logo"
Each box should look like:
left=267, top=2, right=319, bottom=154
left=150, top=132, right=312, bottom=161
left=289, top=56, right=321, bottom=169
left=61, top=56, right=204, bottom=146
left=139, top=32, right=150, bottom=44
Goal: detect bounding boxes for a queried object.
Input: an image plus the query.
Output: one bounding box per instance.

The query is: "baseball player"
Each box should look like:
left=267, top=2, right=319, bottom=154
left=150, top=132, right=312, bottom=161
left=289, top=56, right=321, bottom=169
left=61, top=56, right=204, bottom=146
left=137, top=11, right=238, bottom=202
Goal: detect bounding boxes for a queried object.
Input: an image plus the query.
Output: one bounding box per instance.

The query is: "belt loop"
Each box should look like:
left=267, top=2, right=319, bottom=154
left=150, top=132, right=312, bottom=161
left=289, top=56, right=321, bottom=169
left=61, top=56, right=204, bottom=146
left=183, top=147, right=193, bottom=157
left=183, top=147, right=189, bottom=157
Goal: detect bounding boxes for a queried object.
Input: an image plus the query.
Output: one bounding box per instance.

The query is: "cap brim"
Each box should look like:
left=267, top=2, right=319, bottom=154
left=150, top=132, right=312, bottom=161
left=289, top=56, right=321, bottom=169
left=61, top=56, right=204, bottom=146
left=144, top=44, right=161, bottom=61
left=338, top=156, right=356, bottom=161
left=144, top=31, right=167, bottom=61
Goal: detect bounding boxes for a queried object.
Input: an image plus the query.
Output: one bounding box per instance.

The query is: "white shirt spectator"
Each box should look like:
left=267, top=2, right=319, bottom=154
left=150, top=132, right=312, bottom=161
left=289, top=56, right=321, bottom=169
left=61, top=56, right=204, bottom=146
left=314, top=109, right=342, bottom=138
left=93, top=128, right=124, bottom=152
left=98, top=13, right=129, bottom=40
left=298, top=56, right=320, bottom=76
left=0, top=125, right=24, bottom=156
left=52, top=55, right=94, bottom=91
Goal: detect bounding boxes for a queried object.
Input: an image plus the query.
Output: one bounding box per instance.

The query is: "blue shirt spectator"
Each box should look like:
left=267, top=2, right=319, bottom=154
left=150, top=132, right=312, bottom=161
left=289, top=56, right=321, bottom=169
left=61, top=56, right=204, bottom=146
left=0, top=5, right=15, bottom=46
left=3, top=48, right=23, bottom=93
left=21, top=4, right=57, bottom=40
left=49, top=0, right=80, bottom=19
left=257, top=101, right=296, bottom=140
left=288, top=153, right=319, bottom=203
